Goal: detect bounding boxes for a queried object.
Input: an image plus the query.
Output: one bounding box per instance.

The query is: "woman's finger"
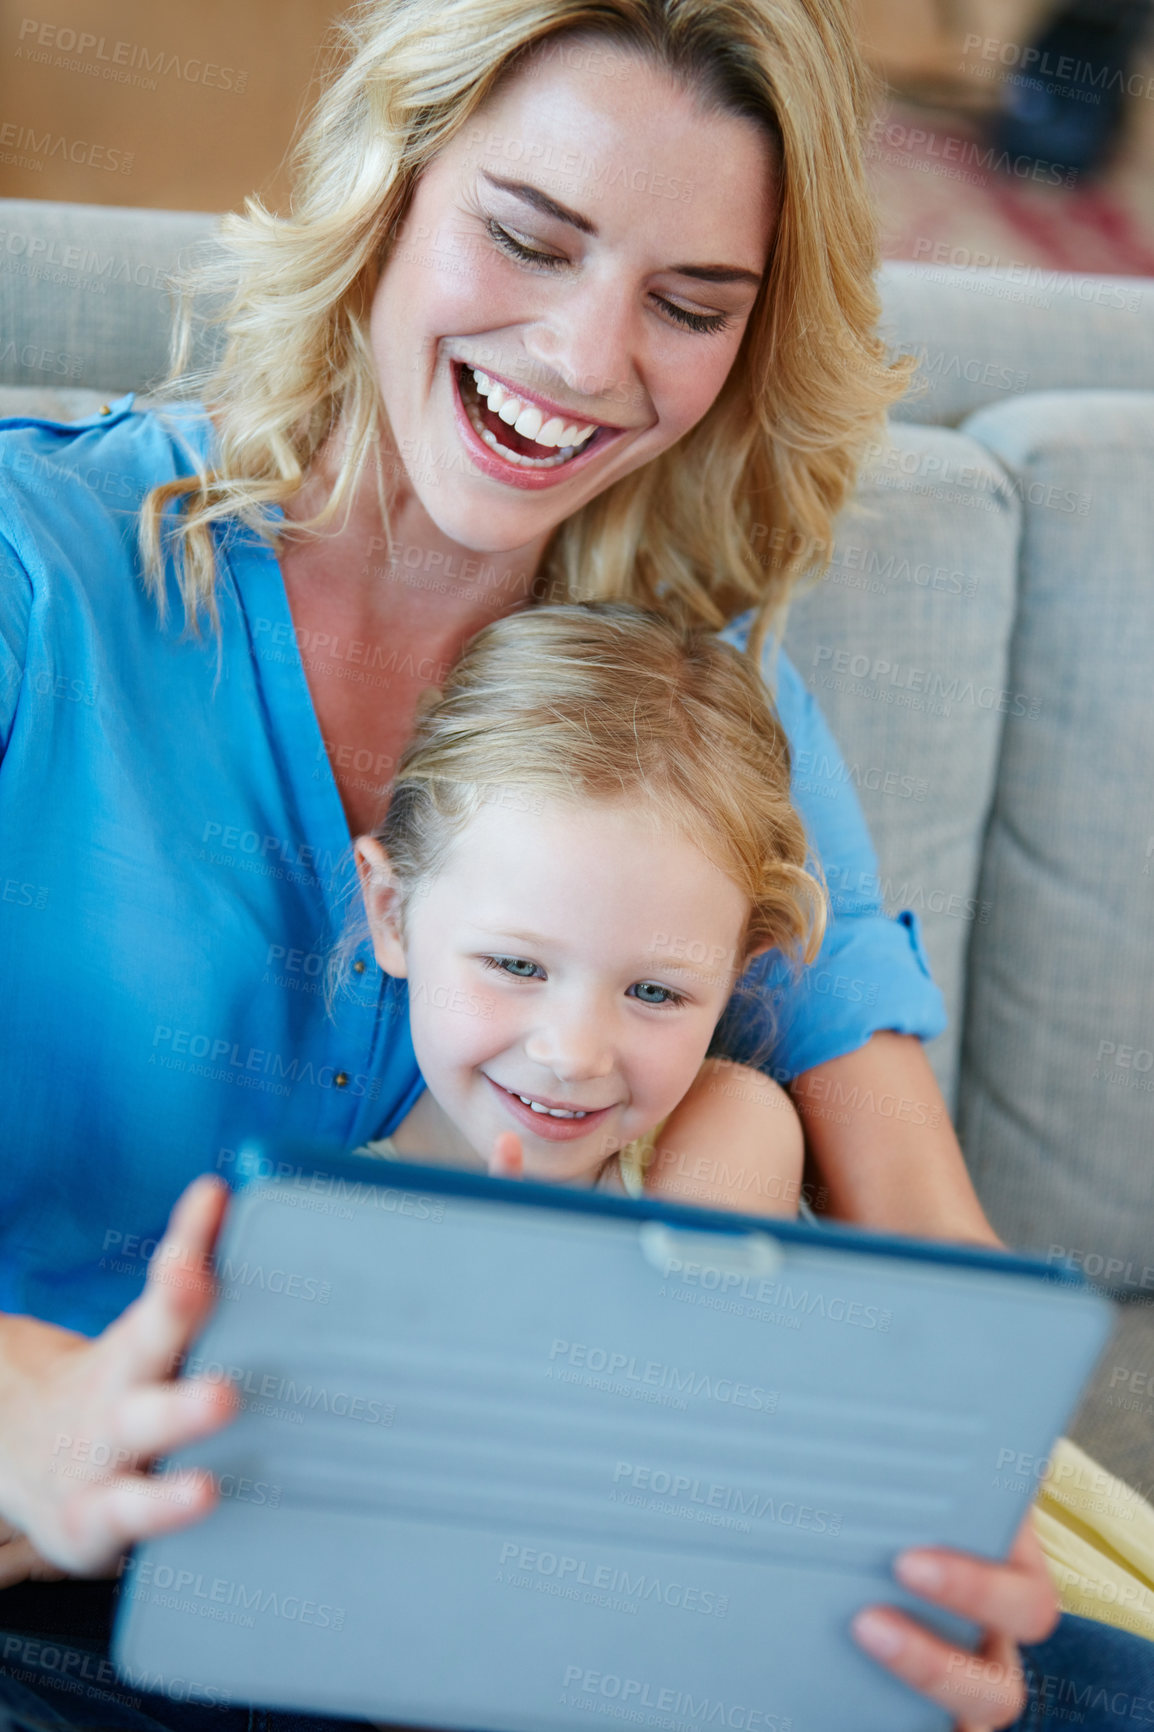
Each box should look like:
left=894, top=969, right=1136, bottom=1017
left=112, top=1376, right=240, bottom=1463
left=0, top=1530, right=68, bottom=1589
left=852, top=1609, right=1026, bottom=1728
left=56, top=1468, right=220, bottom=1578
left=95, top=1176, right=230, bottom=1386
left=893, top=1517, right=1059, bottom=1647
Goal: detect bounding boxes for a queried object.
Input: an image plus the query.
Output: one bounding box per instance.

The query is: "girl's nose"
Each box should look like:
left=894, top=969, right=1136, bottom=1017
left=524, top=1010, right=615, bottom=1083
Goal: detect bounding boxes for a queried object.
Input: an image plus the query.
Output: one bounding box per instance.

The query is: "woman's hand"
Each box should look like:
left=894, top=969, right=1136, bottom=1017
left=0, top=1175, right=240, bottom=1578
left=851, top=1512, right=1057, bottom=1729
left=0, top=1517, right=68, bottom=1589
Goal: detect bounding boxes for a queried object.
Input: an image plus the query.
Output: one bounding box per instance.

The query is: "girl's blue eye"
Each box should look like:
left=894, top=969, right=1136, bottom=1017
left=482, top=955, right=542, bottom=980
left=628, top=981, right=689, bottom=1009
left=485, top=220, right=733, bottom=336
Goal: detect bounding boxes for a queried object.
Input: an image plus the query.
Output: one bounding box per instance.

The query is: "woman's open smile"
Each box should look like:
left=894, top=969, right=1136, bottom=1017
left=450, top=359, right=628, bottom=491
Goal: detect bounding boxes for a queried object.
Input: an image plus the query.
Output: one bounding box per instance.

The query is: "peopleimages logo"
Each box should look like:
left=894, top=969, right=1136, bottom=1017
left=560, top=1665, right=791, bottom=1730
left=612, top=1463, right=842, bottom=1536
left=548, top=1341, right=777, bottom=1413
left=498, top=1545, right=729, bottom=1618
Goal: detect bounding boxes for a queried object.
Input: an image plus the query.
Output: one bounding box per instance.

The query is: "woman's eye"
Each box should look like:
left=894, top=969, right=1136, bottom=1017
left=486, top=219, right=733, bottom=335
left=486, top=220, right=564, bottom=270
left=628, top=981, right=688, bottom=1009
left=482, top=954, right=543, bottom=980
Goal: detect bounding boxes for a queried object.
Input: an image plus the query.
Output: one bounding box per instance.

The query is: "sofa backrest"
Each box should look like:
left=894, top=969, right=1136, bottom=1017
left=6, top=199, right=1154, bottom=417
left=1, top=198, right=1152, bottom=1289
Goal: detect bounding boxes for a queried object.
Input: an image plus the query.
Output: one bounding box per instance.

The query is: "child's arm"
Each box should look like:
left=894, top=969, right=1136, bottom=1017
left=641, top=1058, right=805, bottom=1218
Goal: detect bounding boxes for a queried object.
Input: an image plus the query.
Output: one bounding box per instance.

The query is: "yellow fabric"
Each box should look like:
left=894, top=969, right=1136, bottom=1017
left=617, top=1117, right=666, bottom=1198
left=1032, top=1437, right=1154, bottom=1641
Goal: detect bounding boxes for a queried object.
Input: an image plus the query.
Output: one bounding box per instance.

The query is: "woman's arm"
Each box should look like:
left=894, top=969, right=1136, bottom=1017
left=790, top=1030, right=1002, bottom=1245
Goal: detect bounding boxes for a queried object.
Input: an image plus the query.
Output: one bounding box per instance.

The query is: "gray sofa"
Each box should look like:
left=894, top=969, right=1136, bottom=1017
left=2, top=199, right=1153, bottom=1496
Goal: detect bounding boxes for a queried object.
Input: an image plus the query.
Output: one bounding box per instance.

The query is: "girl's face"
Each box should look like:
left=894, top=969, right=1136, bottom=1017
left=359, top=794, right=752, bottom=1183
left=370, top=40, right=778, bottom=557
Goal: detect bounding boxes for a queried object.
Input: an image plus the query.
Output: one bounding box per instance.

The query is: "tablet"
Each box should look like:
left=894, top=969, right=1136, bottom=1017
left=113, top=1143, right=1114, bottom=1732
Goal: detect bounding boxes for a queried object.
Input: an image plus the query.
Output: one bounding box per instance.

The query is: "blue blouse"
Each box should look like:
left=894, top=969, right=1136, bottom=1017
left=0, top=398, right=945, bottom=1334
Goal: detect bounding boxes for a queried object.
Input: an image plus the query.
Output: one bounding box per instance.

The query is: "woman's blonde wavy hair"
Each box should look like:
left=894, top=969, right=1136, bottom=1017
left=343, top=599, right=827, bottom=1187
left=141, top=0, right=911, bottom=665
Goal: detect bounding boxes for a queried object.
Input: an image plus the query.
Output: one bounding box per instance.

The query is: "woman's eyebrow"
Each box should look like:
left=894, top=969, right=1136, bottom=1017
left=478, top=170, right=763, bottom=286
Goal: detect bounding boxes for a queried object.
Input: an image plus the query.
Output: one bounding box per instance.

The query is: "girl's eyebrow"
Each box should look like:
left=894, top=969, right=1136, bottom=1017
left=478, top=170, right=763, bottom=287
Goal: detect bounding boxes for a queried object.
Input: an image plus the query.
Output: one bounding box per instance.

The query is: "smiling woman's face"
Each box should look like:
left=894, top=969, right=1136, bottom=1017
left=370, top=38, right=778, bottom=556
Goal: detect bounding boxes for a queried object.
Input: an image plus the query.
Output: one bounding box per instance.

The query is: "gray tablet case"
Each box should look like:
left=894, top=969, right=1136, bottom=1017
left=113, top=1146, right=1114, bottom=1732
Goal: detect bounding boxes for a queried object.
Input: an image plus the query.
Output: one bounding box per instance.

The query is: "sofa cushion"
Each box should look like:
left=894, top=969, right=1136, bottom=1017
left=782, top=421, right=1021, bottom=1111
left=956, top=392, right=1154, bottom=1289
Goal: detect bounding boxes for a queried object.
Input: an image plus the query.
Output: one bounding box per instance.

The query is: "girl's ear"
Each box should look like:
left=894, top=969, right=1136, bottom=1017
left=354, top=835, right=408, bottom=978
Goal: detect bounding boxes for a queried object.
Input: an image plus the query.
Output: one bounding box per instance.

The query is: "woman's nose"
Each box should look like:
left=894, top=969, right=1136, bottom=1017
left=528, top=274, right=639, bottom=424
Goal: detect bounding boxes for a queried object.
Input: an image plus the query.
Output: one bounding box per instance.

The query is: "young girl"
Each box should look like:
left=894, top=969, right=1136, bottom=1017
left=348, top=599, right=828, bottom=1217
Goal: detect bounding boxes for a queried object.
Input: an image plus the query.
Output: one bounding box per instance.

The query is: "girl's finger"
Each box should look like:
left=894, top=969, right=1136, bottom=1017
left=490, top=1132, right=525, bottom=1179
left=851, top=1609, right=1026, bottom=1728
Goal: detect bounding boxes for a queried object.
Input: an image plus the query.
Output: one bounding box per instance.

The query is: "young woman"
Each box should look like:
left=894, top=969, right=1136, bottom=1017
left=2, top=1, right=1131, bottom=1727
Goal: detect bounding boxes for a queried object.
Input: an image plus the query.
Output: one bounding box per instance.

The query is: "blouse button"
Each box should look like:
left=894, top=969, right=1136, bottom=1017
left=334, top=1071, right=349, bottom=1089
left=99, top=404, right=111, bottom=415
left=353, top=960, right=366, bottom=974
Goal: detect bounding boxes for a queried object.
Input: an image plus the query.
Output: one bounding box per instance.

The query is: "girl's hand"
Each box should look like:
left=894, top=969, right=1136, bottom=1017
left=851, top=1513, right=1058, bottom=1729
left=488, top=1131, right=525, bottom=1179
left=0, top=1175, right=240, bottom=1578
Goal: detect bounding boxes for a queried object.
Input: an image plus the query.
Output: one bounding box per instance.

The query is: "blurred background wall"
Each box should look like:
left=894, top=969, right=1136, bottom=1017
left=2, top=0, right=1153, bottom=268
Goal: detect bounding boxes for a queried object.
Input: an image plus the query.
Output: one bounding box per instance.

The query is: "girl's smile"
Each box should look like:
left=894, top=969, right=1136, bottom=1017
left=481, top=1072, right=619, bottom=1141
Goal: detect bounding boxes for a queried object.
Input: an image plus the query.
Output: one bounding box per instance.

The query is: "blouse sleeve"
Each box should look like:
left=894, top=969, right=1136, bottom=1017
left=709, top=616, right=947, bottom=1083
left=0, top=537, right=31, bottom=759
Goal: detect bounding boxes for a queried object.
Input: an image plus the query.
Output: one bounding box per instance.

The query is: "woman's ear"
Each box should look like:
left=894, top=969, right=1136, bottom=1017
left=354, top=835, right=408, bottom=978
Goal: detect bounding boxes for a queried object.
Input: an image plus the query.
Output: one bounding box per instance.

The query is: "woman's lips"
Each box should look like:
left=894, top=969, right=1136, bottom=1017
left=484, top=1073, right=616, bottom=1142
left=450, top=362, right=622, bottom=492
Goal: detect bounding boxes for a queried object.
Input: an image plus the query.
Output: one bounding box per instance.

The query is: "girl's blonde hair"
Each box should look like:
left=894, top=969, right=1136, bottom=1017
left=141, top=0, right=910, bottom=663
left=341, top=597, right=826, bottom=1011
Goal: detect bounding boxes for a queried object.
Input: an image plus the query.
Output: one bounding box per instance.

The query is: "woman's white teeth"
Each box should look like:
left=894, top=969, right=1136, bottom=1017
left=469, top=367, right=597, bottom=451
left=515, top=1091, right=589, bottom=1119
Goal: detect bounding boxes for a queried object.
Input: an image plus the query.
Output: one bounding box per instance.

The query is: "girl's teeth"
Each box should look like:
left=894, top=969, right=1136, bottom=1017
left=515, top=1092, right=589, bottom=1119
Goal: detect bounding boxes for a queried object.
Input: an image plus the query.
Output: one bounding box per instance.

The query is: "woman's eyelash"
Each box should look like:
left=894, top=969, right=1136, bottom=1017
left=485, top=220, right=733, bottom=335
left=479, top=954, right=688, bottom=1008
